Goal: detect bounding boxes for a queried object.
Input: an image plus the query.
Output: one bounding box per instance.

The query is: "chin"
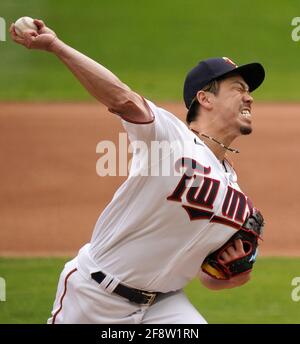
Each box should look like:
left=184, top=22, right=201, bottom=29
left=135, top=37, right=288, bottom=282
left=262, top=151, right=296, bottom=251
left=240, top=125, right=252, bottom=135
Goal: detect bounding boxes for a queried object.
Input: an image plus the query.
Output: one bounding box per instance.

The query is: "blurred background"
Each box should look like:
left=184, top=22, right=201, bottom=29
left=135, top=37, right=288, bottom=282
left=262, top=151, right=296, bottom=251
left=1, top=0, right=300, bottom=101
left=0, top=0, right=299, bottom=323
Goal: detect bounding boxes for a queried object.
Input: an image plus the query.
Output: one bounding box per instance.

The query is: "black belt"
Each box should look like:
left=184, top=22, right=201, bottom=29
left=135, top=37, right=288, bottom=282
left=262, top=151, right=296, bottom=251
left=91, top=271, right=159, bottom=305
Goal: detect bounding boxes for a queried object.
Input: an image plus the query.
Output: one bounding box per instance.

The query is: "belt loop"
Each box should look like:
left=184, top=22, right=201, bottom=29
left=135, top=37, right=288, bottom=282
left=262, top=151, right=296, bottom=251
left=99, top=274, right=114, bottom=290
left=91, top=270, right=159, bottom=305
left=105, top=277, right=120, bottom=294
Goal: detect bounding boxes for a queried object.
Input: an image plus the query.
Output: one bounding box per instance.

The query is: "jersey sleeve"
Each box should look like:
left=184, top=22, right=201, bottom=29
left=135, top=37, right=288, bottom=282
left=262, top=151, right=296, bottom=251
left=121, top=99, right=187, bottom=144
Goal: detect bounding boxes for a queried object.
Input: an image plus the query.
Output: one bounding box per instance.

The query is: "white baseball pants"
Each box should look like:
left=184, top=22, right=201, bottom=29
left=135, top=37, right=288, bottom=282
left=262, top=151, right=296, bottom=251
left=47, top=257, right=207, bottom=324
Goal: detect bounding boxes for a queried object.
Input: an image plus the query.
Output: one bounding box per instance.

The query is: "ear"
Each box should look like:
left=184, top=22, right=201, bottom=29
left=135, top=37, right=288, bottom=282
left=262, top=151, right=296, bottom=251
left=196, top=90, right=213, bottom=110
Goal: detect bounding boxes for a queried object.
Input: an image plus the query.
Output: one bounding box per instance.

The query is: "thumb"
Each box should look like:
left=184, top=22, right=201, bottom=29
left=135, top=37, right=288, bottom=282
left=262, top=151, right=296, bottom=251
left=33, top=19, right=46, bottom=33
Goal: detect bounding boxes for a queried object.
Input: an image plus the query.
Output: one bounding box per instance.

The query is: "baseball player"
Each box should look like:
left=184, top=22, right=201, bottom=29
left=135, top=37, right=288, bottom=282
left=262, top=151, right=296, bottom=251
left=10, top=20, right=265, bottom=324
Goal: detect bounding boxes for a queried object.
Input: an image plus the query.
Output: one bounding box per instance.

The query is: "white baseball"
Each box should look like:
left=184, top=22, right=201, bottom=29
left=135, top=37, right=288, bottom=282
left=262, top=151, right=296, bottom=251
left=14, top=16, right=38, bottom=37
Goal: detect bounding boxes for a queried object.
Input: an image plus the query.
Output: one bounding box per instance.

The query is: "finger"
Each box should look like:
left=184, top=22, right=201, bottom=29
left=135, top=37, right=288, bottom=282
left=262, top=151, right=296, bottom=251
left=12, top=35, right=26, bottom=45
left=9, top=23, right=15, bottom=34
left=23, top=32, right=36, bottom=48
left=10, top=26, right=26, bottom=44
left=234, top=239, right=245, bottom=254
left=220, top=251, right=230, bottom=263
left=25, top=30, right=39, bottom=37
left=33, top=19, right=46, bottom=33
left=226, top=245, right=237, bottom=257
left=9, top=24, right=19, bottom=38
left=33, top=19, right=45, bottom=28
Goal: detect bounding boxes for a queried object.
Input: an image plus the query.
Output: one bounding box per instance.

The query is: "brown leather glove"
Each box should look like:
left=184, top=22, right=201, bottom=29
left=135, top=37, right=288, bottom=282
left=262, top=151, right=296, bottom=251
left=201, top=208, right=265, bottom=280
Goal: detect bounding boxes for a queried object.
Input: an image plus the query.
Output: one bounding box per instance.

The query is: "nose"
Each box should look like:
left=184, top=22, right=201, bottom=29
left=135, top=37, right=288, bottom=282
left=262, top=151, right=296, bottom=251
left=243, top=91, right=253, bottom=105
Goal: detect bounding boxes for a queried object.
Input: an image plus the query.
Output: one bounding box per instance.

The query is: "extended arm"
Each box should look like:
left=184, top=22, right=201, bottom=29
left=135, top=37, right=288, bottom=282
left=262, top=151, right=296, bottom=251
left=10, top=19, right=152, bottom=123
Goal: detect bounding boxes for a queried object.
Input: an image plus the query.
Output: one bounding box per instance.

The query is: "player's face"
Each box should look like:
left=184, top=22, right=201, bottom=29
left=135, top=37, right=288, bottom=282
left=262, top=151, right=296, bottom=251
left=212, top=75, right=254, bottom=137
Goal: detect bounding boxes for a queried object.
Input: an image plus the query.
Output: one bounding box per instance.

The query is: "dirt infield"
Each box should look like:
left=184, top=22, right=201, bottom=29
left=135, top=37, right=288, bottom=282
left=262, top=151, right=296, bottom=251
left=0, top=102, right=299, bottom=256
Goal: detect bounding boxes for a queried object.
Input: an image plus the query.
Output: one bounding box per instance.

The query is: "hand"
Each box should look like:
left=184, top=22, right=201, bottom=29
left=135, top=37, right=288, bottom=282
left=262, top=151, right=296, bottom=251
left=217, top=238, right=251, bottom=288
left=199, top=239, right=251, bottom=290
left=219, top=239, right=246, bottom=264
left=10, top=19, right=57, bottom=51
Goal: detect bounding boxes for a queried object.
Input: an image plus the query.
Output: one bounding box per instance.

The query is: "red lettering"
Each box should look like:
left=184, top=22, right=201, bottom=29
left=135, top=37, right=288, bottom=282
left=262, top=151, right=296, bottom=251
left=222, top=186, right=247, bottom=223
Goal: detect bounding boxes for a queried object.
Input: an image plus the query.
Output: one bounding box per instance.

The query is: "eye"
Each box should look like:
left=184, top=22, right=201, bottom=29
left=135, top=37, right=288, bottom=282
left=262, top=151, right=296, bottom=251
left=235, top=85, right=249, bottom=94
left=233, top=86, right=243, bottom=93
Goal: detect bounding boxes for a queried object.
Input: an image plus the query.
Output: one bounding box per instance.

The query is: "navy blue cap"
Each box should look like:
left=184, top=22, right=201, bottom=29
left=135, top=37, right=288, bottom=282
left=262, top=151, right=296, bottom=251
left=183, top=57, right=265, bottom=109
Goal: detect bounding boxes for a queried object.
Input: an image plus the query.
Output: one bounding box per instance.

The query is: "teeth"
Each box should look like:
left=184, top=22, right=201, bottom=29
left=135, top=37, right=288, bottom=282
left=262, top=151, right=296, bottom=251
left=240, top=110, right=251, bottom=118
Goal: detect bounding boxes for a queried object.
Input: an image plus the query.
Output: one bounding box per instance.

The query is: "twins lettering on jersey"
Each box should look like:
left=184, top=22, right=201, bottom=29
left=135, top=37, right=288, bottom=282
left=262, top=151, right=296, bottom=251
left=167, top=157, right=253, bottom=229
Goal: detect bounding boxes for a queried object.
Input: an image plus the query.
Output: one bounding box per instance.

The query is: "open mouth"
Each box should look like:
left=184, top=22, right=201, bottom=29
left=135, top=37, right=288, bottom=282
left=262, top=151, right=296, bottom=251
left=240, top=109, right=251, bottom=120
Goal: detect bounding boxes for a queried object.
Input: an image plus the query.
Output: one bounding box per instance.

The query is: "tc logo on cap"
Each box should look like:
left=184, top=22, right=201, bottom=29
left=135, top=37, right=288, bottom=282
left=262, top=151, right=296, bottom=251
left=222, top=57, right=238, bottom=68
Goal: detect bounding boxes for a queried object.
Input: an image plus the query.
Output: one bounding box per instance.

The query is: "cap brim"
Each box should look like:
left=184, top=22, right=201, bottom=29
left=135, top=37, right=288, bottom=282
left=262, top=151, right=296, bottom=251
left=222, top=62, right=265, bottom=92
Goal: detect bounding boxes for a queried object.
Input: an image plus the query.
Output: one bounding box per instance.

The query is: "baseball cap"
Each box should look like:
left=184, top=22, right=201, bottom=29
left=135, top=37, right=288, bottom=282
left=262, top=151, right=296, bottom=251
left=183, top=57, right=265, bottom=110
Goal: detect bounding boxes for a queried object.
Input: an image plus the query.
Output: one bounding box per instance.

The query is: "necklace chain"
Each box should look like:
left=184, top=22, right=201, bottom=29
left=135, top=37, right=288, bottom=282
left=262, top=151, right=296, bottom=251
left=200, top=133, right=240, bottom=154
left=191, top=129, right=240, bottom=154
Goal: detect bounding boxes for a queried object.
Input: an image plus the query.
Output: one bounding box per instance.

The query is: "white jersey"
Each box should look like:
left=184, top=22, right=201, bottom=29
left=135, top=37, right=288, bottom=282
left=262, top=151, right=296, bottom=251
left=85, top=100, right=253, bottom=293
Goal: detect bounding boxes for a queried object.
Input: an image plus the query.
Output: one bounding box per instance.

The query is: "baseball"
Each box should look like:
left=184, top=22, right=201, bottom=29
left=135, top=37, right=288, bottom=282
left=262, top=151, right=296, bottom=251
left=14, top=16, right=38, bottom=37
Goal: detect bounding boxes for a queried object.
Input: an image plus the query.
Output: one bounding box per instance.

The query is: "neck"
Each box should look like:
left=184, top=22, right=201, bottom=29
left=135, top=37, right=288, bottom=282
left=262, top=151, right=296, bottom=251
left=191, top=129, right=239, bottom=160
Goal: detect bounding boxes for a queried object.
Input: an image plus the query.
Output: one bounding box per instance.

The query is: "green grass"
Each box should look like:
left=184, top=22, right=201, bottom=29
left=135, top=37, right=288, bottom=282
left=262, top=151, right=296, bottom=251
left=0, top=0, right=300, bottom=101
left=0, top=257, right=299, bottom=324
left=0, top=257, right=68, bottom=324
left=186, top=258, right=300, bottom=324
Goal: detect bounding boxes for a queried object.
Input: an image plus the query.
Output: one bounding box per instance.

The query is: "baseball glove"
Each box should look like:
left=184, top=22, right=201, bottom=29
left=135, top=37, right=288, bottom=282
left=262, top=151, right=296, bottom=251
left=201, top=208, right=264, bottom=280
